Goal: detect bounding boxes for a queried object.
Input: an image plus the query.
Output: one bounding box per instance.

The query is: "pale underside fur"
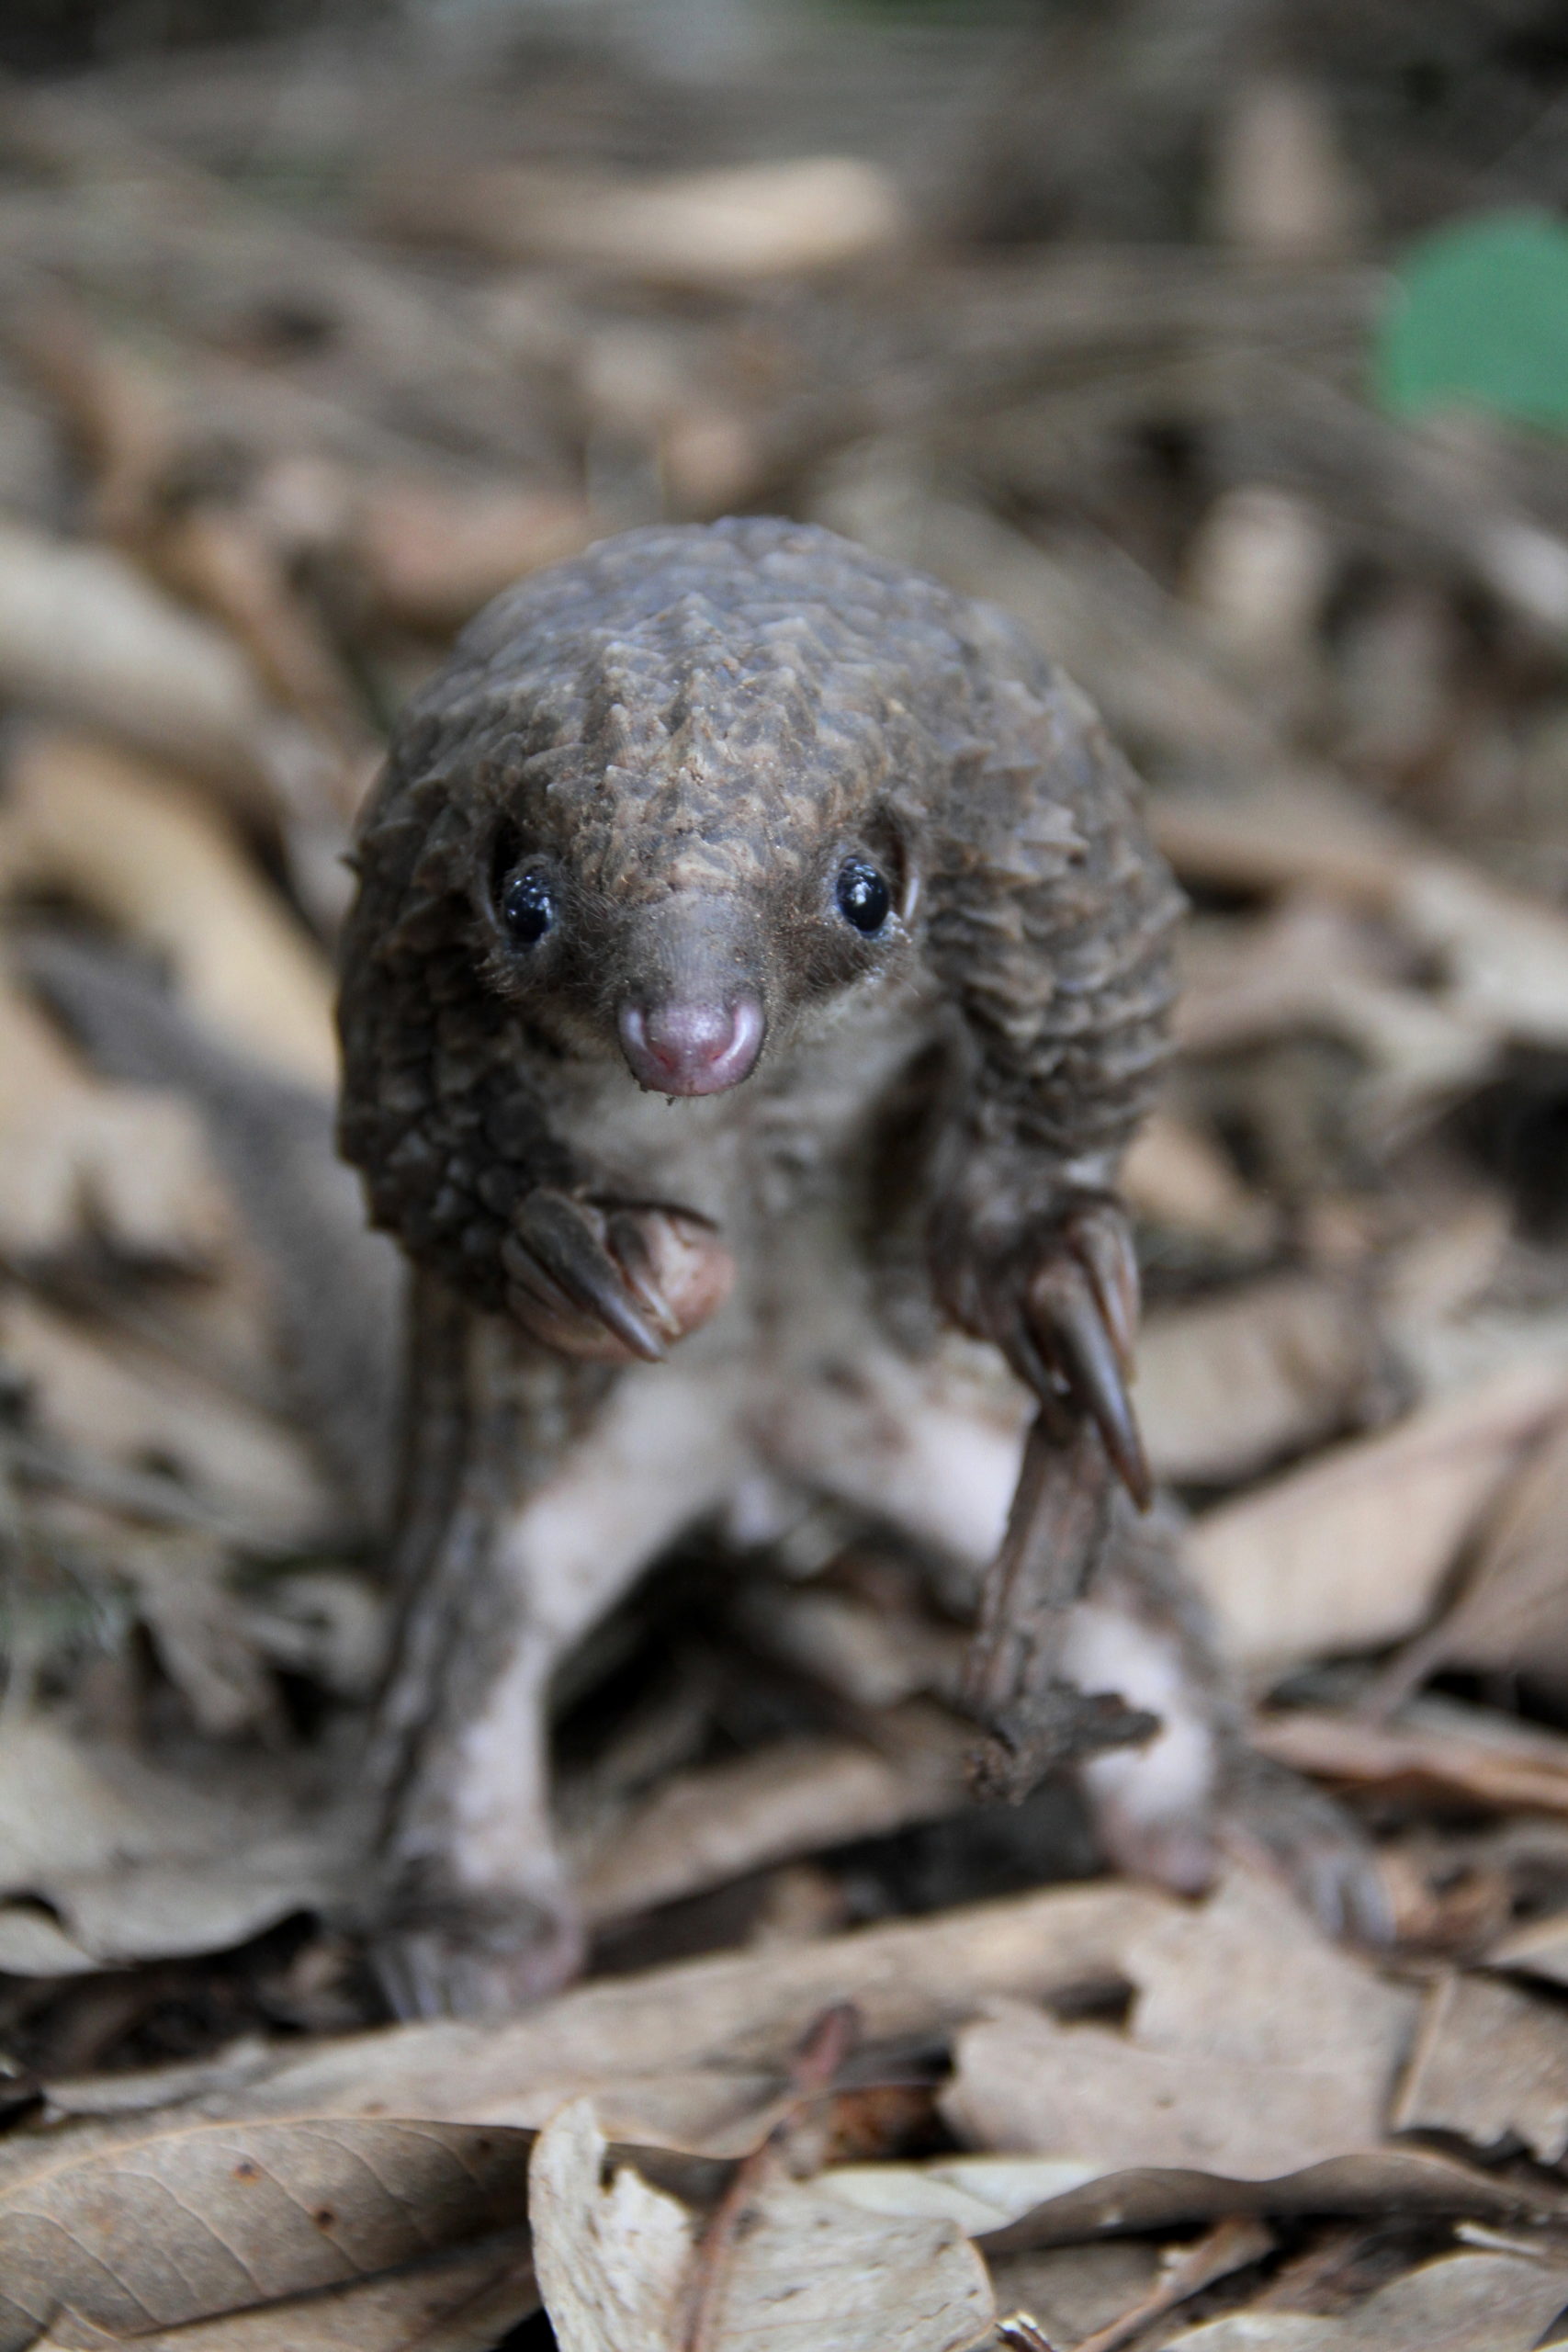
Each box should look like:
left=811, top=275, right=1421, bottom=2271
left=379, top=966, right=1215, bottom=1991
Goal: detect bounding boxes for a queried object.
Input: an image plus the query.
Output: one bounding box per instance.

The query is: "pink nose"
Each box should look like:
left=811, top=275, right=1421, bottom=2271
left=618, top=996, right=765, bottom=1095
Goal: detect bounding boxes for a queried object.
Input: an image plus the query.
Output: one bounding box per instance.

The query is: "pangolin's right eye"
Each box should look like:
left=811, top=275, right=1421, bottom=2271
left=501, top=871, right=557, bottom=948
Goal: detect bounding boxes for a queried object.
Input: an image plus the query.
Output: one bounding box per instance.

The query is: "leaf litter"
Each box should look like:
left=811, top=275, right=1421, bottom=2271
left=6, top=3, right=1568, bottom=2346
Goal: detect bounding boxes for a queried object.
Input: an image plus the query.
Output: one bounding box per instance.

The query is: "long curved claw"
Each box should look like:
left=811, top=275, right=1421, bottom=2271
left=601, top=1206, right=687, bottom=1340
left=1063, top=1198, right=1141, bottom=1374
left=506, top=1189, right=669, bottom=1362
left=1026, top=1254, right=1152, bottom=1510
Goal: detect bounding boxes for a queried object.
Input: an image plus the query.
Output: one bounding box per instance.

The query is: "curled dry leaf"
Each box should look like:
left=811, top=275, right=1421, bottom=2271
left=0, top=519, right=276, bottom=810
left=529, top=2098, right=993, bottom=2352
left=383, top=155, right=907, bottom=286
left=0, top=976, right=230, bottom=1267
left=0, top=729, right=337, bottom=1087
left=1156, top=784, right=1568, bottom=1058
left=1137, top=1274, right=1379, bottom=1487
left=0, top=2114, right=534, bottom=2346
left=529, top=2100, right=695, bottom=2352
left=1186, top=1358, right=1568, bottom=1675
left=820, top=2143, right=1566, bottom=2253
left=1392, top=1970, right=1568, bottom=2165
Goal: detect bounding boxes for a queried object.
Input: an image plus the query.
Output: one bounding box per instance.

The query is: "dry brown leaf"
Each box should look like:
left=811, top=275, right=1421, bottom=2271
left=34, top=2232, right=536, bottom=2352
left=985, top=2242, right=1163, bottom=2352
left=0, top=2113, right=533, bottom=2346
left=1176, top=898, right=1495, bottom=1120
left=1207, top=80, right=1365, bottom=260
left=355, top=480, right=597, bottom=632
left=0, top=518, right=277, bottom=809
left=573, top=1708, right=969, bottom=1926
left=942, top=1875, right=1413, bottom=2179
left=730, top=1588, right=967, bottom=1712
left=1156, top=786, right=1568, bottom=1056
left=0, top=729, right=337, bottom=1086
left=1138, top=1274, right=1377, bottom=1487
left=1120, top=1106, right=1277, bottom=1250
left=1183, top=485, right=1336, bottom=698
left=1076, top=2216, right=1276, bottom=2352
left=1487, top=1909, right=1568, bottom=1987
left=385, top=156, right=906, bottom=285
left=0, top=976, right=230, bottom=1266
left=2, top=1291, right=335, bottom=1550
left=1392, top=1971, right=1568, bottom=2164
left=1150, top=778, right=1415, bottom=911
left=113, top=1527, right=276, bottom=1737
left=1392, top=1409, right=1568, bottom=1693
left=1186, top=1359, right=1568, bottom=1675
left=1396, top=861, right=1568, bottom=1050
left=0, top=1715, right=355, bottom=1973
left=1168, top=2249, right=1568, bottom=2349
left=529, top=2101, right=694, bottom=2352
left=1252, top=1701, right=1568, bottom=1820
left=152, top=506, right=367, bottom=771
left=695, top=2177, right=993, bottom=2352
left=100, top=1883, right=1170, bottom=2156
left=530, top=2098, right=993, bottom=2352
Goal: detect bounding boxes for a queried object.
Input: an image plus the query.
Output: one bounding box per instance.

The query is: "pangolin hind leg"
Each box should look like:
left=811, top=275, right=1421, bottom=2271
left=762, top=1296, right=1387, bottom=1938
left=368, top=1282, right=744, bottom=2017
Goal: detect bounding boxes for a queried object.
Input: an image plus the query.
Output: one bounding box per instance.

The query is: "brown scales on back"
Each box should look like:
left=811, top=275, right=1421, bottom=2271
left=339, top=517, right=1377, bottom=2019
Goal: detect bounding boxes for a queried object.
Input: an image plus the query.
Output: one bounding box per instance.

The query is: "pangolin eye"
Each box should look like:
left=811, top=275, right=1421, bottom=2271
left=501, top=871, right=556, bottom=948
left=835, top=857, right=891, bottom=936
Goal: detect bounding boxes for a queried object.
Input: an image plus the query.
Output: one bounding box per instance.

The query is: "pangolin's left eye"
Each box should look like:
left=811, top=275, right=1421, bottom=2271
left=501, top=871, right=557, bottom=947
left=835, top=858, right=891, bottom=935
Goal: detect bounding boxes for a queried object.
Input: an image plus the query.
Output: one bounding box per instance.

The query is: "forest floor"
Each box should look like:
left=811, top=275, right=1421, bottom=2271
left=6, top=5, right=1568, bottom=2345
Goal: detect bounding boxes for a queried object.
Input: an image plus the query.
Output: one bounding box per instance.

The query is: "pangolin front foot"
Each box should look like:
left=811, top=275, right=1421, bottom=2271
left=500, top=1190, right=733, bottom=1363
left=946, top=1192, right=1156, bottom=1794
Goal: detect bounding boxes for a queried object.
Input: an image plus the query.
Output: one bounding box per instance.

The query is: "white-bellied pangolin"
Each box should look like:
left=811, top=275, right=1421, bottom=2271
left=336, top=516, right=1383, bottom=2018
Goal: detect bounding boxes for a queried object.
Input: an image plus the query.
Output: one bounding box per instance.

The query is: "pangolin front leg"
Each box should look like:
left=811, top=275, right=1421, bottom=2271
left=934, top=1186, right=1159, bottom=1793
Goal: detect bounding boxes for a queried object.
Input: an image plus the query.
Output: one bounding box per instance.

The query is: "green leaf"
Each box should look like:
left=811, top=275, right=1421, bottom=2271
left=1374, top=209, right=1568, bottom=435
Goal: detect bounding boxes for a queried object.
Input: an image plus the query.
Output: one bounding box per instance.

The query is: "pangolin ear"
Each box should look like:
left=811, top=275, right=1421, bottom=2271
left=863, top=803, right=922, bottom=924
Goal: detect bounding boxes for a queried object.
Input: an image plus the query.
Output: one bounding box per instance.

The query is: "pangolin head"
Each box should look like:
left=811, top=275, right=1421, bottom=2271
left=372, top=518, right=960, bottom=1096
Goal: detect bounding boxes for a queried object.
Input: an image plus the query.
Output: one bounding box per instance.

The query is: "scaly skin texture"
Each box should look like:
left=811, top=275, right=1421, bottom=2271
left=339, top=518, right=1178, bottom=1314
left=339, top=519, right=1376, bottom=2018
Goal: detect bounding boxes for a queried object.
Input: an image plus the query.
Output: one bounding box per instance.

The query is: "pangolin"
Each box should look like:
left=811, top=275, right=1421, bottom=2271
left=337, top=515, right=1379, bottom=2018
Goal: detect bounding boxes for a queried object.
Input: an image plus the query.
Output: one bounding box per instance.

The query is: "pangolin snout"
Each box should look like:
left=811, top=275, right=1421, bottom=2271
left=617, top=995, right=765, bottom=1095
